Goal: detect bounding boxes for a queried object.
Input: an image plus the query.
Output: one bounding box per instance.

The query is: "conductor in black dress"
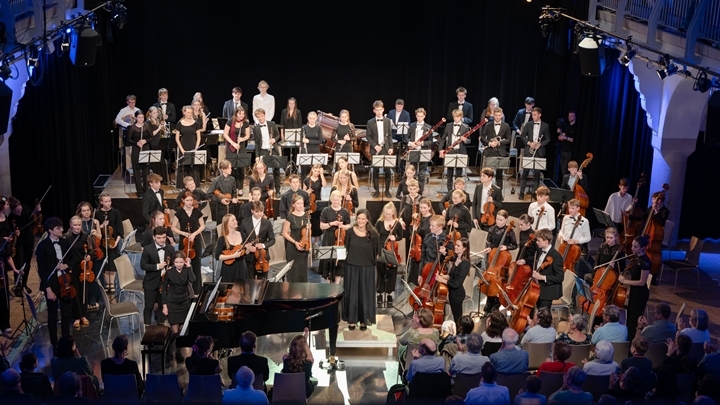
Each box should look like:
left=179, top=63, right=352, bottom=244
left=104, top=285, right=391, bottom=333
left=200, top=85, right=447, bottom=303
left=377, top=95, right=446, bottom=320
left=140, top=227, right=174, bottom=326
left=531, top=228, right=564, bottom=311
left=436, top=238, right=471, bottom=323
left=240, top=201, right=276, bottom=280
left=366, top=100, right=394, bottom=199
left=480, top=109, right=511, bottom=188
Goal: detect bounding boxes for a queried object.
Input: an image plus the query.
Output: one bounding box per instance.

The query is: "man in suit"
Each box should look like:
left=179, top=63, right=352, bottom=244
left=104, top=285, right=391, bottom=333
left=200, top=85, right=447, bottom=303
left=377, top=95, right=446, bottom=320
left=407, top=108, right=433, bottom=191
left=141, top=173, right=166, bottom=225
left=472, top=167, right=504, bottom=231
left=447, top=86, right=473, bottom=125
left=140, top=227, right=174, bottom=326
left=512, top=97, right=535, bottom=138
left=222, top=87, right=249, bottom=121
left=439, top=109, right=470, bottom=191
left=519, top=107, right=550, bottom=199
left=240, top=201, right=276, bottom=280
left=387, top=99, right=411, bottom=174
left=35, top=217, right=73, bottom=350
left=252, top=108, right=282, bottom=194
left=152, top=88, right=177, bottom=125
left=480, top=108, right=512, bottom=188
left=366, top=100, right=395, bottom=198
left=531, top=228, right=564, bottom=311
left=227, top=331, right=270, bottom=391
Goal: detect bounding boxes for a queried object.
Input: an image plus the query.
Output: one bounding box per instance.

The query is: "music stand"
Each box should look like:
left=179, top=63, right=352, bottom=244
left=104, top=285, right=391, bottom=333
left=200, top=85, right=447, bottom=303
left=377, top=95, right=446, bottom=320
left=548, top=187, right=574, bottom=205
left=261, top=154, right=287, bottom=169
left=314, top=246, right=346, bottom=262
left=297, top=154, right=328, bottom=166
left=284, top=129, right=302, bottom=145
left=440, top=154, right=468, bottom=194
left=371, top=155, right=397, bottom=199
left=138, top=151, right=162, bottom=165
left=520, top=157, right=547, bottom=200
left=334, top=152, right=360, bottom=165
left=484, top=156, right=510, bottom=187
left=227, top=153, right=252, bottom=172
left=407, top=150, right=431, bottom=164
left=593, top=208, right=614, bottom=228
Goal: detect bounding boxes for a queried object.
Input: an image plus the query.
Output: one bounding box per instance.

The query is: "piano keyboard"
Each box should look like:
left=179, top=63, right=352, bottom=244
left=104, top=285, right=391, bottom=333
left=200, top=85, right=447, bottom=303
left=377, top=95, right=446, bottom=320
left=180, top=301, right=198, bottom=336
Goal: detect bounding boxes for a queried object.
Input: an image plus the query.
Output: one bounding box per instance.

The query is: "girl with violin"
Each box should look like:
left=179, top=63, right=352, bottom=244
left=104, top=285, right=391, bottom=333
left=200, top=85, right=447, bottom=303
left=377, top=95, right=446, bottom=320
left=162, top=251, right=195, bottom=336
left=399, top=179, right=422, bottom=258
left=208, top=159, right=239, bottom=222
left=472, top=167, right=504, bottom=230
left=126, top=110, right=153, bottom=195
left=94, top=193, right=123, bottom=294
left=435, top=238, right=471, bottom=323
left=332, top=155, right=360, bottom=189
left=417, top=215, right=452, bottom=285
left=223, top=107, right=252, bottom=194
left=75, top=202, right=102, bottom=310
left=65, top=216, right=94, bottom=329
left=343, top=209, right=379, bottom=331
left=515, top=214, right=538, bottom=266
left=279, top=174, right=310, bottom=220
left=282, top=195, right=312, bottom=282
left=214, top=214, right=249, bottom=282
left=0, top=197, right=21, bottom=334
left=240, top=201, right=276, bottom=280
left=191, top=98, right=208, bottom=133
left=332, top=109, right=355, bottom=154
left=171, top=191, right=206, bottom=294
left=408, top=198, right=434, bottom=286
left=396, top=164, right=423, bottom=199
left=319, top=191, right=352, bottom=284
left=249, top=160, right=275, bottom=201
left=300, top=112, right=323, bottom=177
left=8, top=197, right=35, bottom=294
left=303, top=163, right=327, bottom=246
left=617, top=235, right=651, bottom=336
left=141, top=211, right=176, bottom=248
left=375, top=202, right=405, bottom=307
left=584, top=227, right=623, bottom=286
left=440, top=178, right=472, bottom=215
left=445, top=190, right=473, bottom=238
left=174, top=106, right=203, bottom=186
left=481, top=209, right=518, bottom=313
left=330, top=170, right=358, bottom=216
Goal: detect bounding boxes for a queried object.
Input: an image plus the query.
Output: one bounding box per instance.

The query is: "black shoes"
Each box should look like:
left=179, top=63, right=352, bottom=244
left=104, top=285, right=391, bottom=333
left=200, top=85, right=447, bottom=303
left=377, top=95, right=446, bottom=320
left=372, top=191, right=380, bottom=198
left=384, top=191, right=392, bottom=199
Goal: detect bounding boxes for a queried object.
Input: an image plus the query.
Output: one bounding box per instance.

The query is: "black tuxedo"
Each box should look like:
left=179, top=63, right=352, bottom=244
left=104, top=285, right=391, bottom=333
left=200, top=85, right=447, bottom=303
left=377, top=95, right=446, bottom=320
left=227, top=353, right=270, bottom=389
left=512, top=108, right=533, bottom=133
left=561, top=174, right=589, bottom=192
left=142, top=188, right=165, bottom=224
left=252, top=121, right=281, bottom=156
left=140, top=243, right=175, bottom=324
left=536, top=247, right=564, bottom=307
left=35, top=236, right=73, bottom=347
left=472, top=184, right=504, bottom=228
left=223, top=99, right=249, bottom=121
left=366, top=117, right=394, bottom=192
left=407, top=122, right=433, bottom=189
left=440, top=123, right=470, bottom=189
left=153, top=101, right=177, bottom=124
left=240, top=217, right=276, bottom=279
left=447, top=101, right=474, bottom=125
left=480, top=122, right=511, bottom=157
left=519, top=120, right=551, bottom=195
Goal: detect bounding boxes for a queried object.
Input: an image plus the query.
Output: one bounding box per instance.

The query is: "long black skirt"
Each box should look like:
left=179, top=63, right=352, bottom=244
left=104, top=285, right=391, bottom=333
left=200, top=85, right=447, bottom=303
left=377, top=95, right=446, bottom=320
left=342, top=264, right=376, bottom=325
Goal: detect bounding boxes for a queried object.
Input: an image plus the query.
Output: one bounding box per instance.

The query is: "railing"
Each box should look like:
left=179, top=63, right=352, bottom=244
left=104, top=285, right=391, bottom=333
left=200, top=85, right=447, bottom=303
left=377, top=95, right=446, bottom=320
left=598, top=0, right=622, bottom=12
left=627, top=0, right=654, bottom=21
left=658, top=0, right=693, bottom=31
left=699, top=0, right=720, bottom=45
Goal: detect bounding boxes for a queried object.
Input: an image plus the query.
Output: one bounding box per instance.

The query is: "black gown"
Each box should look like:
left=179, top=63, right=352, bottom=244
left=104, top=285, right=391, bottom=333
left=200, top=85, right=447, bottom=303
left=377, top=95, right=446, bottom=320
left=304, top=176, right=323, bottom=237
left=343, top=227, right=378, bottom=325
left=446, top=259, right=471, bottom=323
left=284, top=213, right=309, bottom=282
left=175, top=208, right=204, bottom=293
left=625, top=254, right=651, bottom=335
left=225, top=121, right=250, bottom=190
left=319, top=206, right=351, bottom=279
left=333, top=124, right=354, bottom=153
left=214, top=236, right=249, bottom=282
left=375, top=219, right=403, bottom=295
left=161, top=266, right=196, bottom=325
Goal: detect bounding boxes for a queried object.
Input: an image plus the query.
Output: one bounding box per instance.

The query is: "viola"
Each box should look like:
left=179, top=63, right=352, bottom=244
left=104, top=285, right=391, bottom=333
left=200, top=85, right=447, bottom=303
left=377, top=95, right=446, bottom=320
left=508, top=257, right=551, bottom=334
left=265, top=186, right=275, bottom=218
left=409, top=205, right=422, bottom=262
left=448, top=214, right=462, bottom=244
left=479, top=221, right=515, bottom=297
left=481, top=197, right=496, bottom=227
left=384, top=215, right=404, bottom=268
left=90, top=208, right=103, bottom=260
left=309, top=189, right=317, bottom=213
left=32, top=198, right=44, bottom=236
left=214, top=189, right=232, bottom=200
left=299, top=211, right=311, bottom=252
left=502, top=233, right=535, bottom=306
left=334, top=214, right=346, bottom=246
left=621, top=173, right=646, bottom=248
left=222, top=244, right=245, bottom=265
left=557, top=216, right=583, bottom=273
left=343, top=186, right=354, bottom=214
left=79, top=243, right=95, bottom=283
left=183, top=224, right=197, bottom=260
left=58, top=263, right=77, bottom=300
left=573, top=153, right=593, bottom=216
left=163, top=201, right=171, bottom=228
left=642, top=184, right=669, bottom=276
left=579, top=245, right=624, bottom=316
left=254, top=238, right=270, bottom=273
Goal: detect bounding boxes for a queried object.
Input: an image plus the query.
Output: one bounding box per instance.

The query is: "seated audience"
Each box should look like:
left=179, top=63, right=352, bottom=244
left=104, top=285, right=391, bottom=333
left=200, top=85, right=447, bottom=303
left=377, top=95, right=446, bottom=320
left=441, top=315, right=476, bottom=367
left=481, top=311, right=509, bottom=355
left=537, top=342, right=574, bottom=376
left=620, top=336, right=655, bottom=394
left=596, top=394, right=619, bottom=405
left=548, top=366, right=593, bottom=405
left=186, top=336, right=222, bottom=375
left=583, top=340, right=619, bottom=376
left=445, top=395, right=466, bottom=405
left=439, top=320, right=457, bottom=353
left=281, top=329, right=314, bottom=398
left=399, top=308, right=441, bottom=363
left=51, top=335, right=99, bottom=392
left=222, top=366, right=268, bottom=405
left=693, top=396, right=715, bottom=405
left=100, top=335, right=144, bottom=397
left=696, top=374, right=720, bottom=403
left=56, top=372, right=90, bottom=404
left=555, top=314, right=591, bottom=345
left=645, top=363, right=684, bottom=404
left=603, top=366, right=646, bottom=404
left=698, top=337, right=720, bottom=379
left=450, top=332, right=490, bottom=377
left=464, top=362, right=510, bottom=405
left=0, top=369, right=36, bottom=405
left=490, top=328, right=529, bottom=373
left=227, top=331, right=270, bottom=390
left=521, top=308, right=557, bottom=344
left=19, top=353, right=53, bottom=402
left=406, top=338, right=445, bottom=383
left=663, top=333, right=698, bottom=374
left=635, top=302, right=677, bottom=343
left=591, top=305, right=628, bottom=345
left=514, top=374, right=547, bottom=405
left=678, top=309, right=711, bottom=344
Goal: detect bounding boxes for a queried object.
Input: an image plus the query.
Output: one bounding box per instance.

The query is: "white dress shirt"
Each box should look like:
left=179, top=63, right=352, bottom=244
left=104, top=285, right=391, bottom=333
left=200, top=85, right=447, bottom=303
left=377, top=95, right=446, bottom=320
left=494, top=122, right=501, bottom=135
left=259, top=124, right=271, bottom=150
left=567, top=175, right=578, bottom=190
left=480, top=185, right=490, bottom=214
left=532, top=121, right=540, bottom=142
left=559, top=215, right=591, bottom=244
left=115, top=106, right=139, bottom=128
left=452, top=124, right=461, bottom=150
left=376, top=119, right=385, bottom=146
left=412, top=123, right=424, bottom=148
left=604, top=192, right=634, bottom=223
left=156, top=244, right=166, bottom=269
left=252, top=216, right=262, bottom=237
left=252, top=93, right=275, bottom=123
left=528, top=202, right=556, bottom=231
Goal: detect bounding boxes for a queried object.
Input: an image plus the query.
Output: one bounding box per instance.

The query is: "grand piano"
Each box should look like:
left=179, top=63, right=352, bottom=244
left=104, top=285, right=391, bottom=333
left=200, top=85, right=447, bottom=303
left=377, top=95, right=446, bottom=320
left=178, top=279, right=344, bottom=354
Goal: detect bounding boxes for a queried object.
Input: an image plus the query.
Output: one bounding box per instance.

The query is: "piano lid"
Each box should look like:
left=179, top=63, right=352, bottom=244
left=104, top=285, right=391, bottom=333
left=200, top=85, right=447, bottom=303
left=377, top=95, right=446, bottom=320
left=224, top=279, right=269, bottom=306
left=223, top=280, right=343, bottom=306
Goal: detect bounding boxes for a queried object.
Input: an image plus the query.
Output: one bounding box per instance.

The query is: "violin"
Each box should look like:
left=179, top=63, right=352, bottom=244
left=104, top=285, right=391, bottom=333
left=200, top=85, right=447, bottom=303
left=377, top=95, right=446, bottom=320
left=9, top=220, right=17, bottom=258
left=299, top=211, right=311, bottom=251
left=214, top=189, right=232, bottom=200
left=343, top=186, right=354, bottom=214
left=309, top=189, right=317, bottom=213
left=479, top=221, right=515, bottom=297
left=579, top=245, right=624, bottom=316
left=253, top=237, right=269, bottom=273
left=557, top=216, right=583, bottom=273
left=383, top=214, right=404, bottom=268
left=90, top=209, right=103, bottom=260
left=481, top=190, right=496, bottom=227
left=448, top=214, right=462, bottom=244
left=621, top=173, right=646, bottom=248
left=265, top=186, right=275, bottom=218
left=334, top=214, right=346, bottom=247
left=508, top=257, right=550, bottom=334
left=182, top=224, right=196, bottom=260
left=409, top=205, right=422, bottom=262
left=79, top=243, right=95, bottom=282
left=573, top=153, right=593, bottom=216
left=58, top=262, right=77, bottom=300
left=222, top=244, right=245, bottom=265
left=502, top=233, right=535, bottom=306
left=163, top=201, right=171, bottom=228
left=642, top=184, right=669, bottom=276
left=32, top=198, right=44, bottom=236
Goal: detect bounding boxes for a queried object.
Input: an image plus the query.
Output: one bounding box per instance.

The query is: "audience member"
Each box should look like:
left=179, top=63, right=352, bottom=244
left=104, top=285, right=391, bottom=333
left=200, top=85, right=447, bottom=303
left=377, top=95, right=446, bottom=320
left=406, top=338, right=444, bottom=383
left=0, top=369, right=36, bottom=405
left=51, top=335, right=99, bottom=392
left=514, top=374, right=547, bottom=405
left=696, top=374, right=720, bottom=403
left=441, top=315, right=476, bottom=365
left=693, top=396, right=715, bottom=405
left=555, top=314, right=591, bottom=345
left=663, top=333, right=699, bottom=374
left=583, top=340, right=619, bottom=376
left=186, top=336, right=222, bottom=375
left=490, top=328, right=529, bottom=373
left=281, top=329, right=314, bottom=398
left=537, top=342, right=574, bottom=376
left=620, top=336, right=655, bottom=394
left=19, top=352, right=53, bottom=401
left=222, top=366, right=268, bottom=405
left=603, top=366, right=646, bottom=404
left=100, top=335, right=144, bottom=397
left=636, top=302, right=677, bottom=343
left=698, top=337, right=720, bottom=379
left=591, top=306, right=628, bottom=345
left=445, top=395, right=466, bottom=405
left=481, top=311, right=508, bottom=355
left=57, top=372, right=90, bottom=404
left=227, top=331, right=270, bottom=390
left=399, top=308, right=441, bottom=364
left=439, top=320, right=458, bottom=353
left=450, top=332, right=490, bottom=377
left=464, top=362, right=510, bottom=405
left=596, top=394, right=619, bottom=405
left=548, top=366, right=593, bottom=405
left=521, top=308, right=557, bottom=344
left=645, top=363, right=684, bottom=404
left=678, top=309, right=711, bottom=344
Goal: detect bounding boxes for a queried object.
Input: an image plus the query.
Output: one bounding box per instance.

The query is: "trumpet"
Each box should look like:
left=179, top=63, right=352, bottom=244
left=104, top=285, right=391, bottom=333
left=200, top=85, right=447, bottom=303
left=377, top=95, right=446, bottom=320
left=529, top=133, right=544, bottom=156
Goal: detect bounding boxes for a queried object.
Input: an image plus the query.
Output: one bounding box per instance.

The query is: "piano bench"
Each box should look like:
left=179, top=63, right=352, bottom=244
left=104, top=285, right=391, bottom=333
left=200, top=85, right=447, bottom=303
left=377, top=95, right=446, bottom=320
left=141, top=325, right=171, bottom=375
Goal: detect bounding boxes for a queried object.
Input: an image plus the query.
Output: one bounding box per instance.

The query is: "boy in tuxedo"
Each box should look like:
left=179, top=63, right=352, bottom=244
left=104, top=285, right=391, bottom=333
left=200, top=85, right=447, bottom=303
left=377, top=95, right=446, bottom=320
left=140, top=227, right=175, bottom=326
left=366, top=100, right=394, bottom=198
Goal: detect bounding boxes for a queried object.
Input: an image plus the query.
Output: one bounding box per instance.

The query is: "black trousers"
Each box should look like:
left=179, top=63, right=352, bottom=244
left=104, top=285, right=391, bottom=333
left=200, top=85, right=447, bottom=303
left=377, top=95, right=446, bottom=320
left=143, top=287, right=165, bottom=325
left=536, top=299, right=552, bottom=312
left=46, top=293, right=73, bottom=348
left=13, top=240, right=34, bottom=287
left=376, top=263, right=397, bottom=294
left=131, top=152, right=150, bottom=195
left=372, top=167, right=392, bottom=192
left=449, top=290, right=464, bottom=324
left=520, top=169, right=542, bottom=195
left=257, top=149, right=282, bottom=194
left=560, top=150, right=573, bottom=176
left=0, top=279, right=10, bottom=330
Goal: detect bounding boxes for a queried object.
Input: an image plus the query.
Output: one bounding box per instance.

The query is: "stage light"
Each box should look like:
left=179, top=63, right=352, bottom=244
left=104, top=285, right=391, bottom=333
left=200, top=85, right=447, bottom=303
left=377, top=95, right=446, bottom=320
left=539, top=8, right=561, bottom=39
left=0, top=61, right=11, bottom=81
left=577, top=32, right=607, bottom=76
left=108, top=2, right=128, bottom=29
left=65, top=27, right=72, bottom=34
left=694, top=71, right=712, bottom=93
left=618, top=45, right=636, bottom=66
left=657, top=63, right=677, bottom=80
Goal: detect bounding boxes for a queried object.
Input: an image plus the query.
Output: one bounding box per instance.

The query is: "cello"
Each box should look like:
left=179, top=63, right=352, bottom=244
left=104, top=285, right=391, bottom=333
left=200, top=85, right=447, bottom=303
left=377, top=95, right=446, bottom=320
left=479, top=221, right=515, bottom=297
left=641, top=184, right=669, bottom=276
left=611, top=255, right=638, bottom=308
left=578, top=245, right=625, bottom=316
left=410, top=238, right=452, bottom=316
left=508, top=257, right=551, bottom=334
left=557, top=216, right=582, bottom=273
left=621, top=173, right=646, bottom=248
left=502, top=234, right=535, bottom=306
left=572, top=153, right=593, bottom=216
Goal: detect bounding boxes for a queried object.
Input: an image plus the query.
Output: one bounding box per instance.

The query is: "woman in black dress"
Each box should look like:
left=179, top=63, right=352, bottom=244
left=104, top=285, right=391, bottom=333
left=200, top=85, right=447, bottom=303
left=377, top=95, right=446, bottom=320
left=223, top=107, right=251, bottom=195
left=407, top=198, right=434, bottom=286
left=65, top=216, right=93, bottom=329
left=171, top=191, right=205, bottom=293
left=215, top=214, right=248, bottom=282
left=330, top=170, right=358, bottom=216
left=281, top=195, right=311, bottom=282
left=343, top=209, right=378, bottom=330
left=585, top=227, right=623, bottom=285
left=436, top=238, right=471, bottom=323
left=332, top=109, right=355, bottom=154
left=445, top=189, right=474, bottom=239
left=76, top=202, right=102, bottom=311
left=126, top=110, right=152, bottom=194
left=162, top=251, right=195, bottom=335
left=319, top=190, right=352, bottom=284
left=300, top=112, right=323, bottom=178
left=280, top=97, right=302, bottom=139
left=101, top=335, right=144, bottom=398
left=145, top=106, right=166, bottom=179
left=481, top=209, right=518, bottom=313
left=249, top=160, right=275, bottom=200
left=303, top=163, right=326, bottom=245
left=173, top=106, right=203, bottom=186
left=282, top=330, right=314, bottom=399
left=375, top=202, right=404, bottom=306
left=617, top=235, right=651, bottom=335
left=191, top=99, right=208, bottom=133
left=141, top=211, right=176, bottom=248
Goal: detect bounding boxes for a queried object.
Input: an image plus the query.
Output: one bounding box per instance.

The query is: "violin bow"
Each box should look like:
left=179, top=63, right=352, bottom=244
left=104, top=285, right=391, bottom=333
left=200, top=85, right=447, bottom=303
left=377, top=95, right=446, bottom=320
left=46, top=234, right=81, bottom=281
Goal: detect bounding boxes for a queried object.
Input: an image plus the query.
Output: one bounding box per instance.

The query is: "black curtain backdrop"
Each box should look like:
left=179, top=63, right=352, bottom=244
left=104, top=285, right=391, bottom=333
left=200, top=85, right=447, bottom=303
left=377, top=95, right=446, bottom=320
left=10, top=0, right=709, bottom=238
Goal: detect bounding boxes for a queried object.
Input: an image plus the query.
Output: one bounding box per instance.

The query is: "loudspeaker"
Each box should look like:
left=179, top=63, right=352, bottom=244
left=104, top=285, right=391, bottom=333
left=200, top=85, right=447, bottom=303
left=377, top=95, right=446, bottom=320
left=577, top=36, right=607, bottom=77
left=705, top=92, right=720, bottom=147
left=70, top=26, right=100, bottom=66
left=0, top=81, right=13, bottom=135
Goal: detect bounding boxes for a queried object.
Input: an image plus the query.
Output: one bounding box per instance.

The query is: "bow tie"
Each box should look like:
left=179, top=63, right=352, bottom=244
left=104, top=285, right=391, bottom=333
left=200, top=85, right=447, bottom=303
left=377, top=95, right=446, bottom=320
left=155, top=190, right=161, bottom=194
left=534, top=123, right=540, bottom=125
left=161, top=103, right=167, bottom=106
left=259, top=124, right=266, bottom=127
left=458, top=104, right=464, bottom=107
left=494, top=123, right=501, bottom=126
left=52, top=241, right=60, bottom=245
left=525, top=111, right=531, bottom=114
left=376, top=119, right=383, bottom=122
left=454, top=124, right=461, bottom=127
left=157, top=245, right=165, bottom=250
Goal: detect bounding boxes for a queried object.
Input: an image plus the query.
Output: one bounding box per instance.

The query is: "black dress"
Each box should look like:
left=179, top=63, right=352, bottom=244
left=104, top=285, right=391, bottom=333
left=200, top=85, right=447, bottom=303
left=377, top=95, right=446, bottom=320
left=408, top=215, right=432, bottom=286
left=375, top=219, right=403, bottom=295
left=214, top=236, right=249, bottom=282
left=625, top=254, right=650, bottom=335
left=284, top=213, right=310, bottom=282
left=100, top=357, right=145, bottom=397
left=249, top=174, right=275, bottom=200
left=65, top=231, right=93, bottom=319
left=343, top=227, right=378, bottom=325
left=333, top=123, right=354, bottom=153
left=282, top=358, right=314, bottom=398
left=127, top=123, right=153, bottom=194
left=301, top=124, right=323, bottom=153
left=446, top=259, right=471, bottom=323
left=186, top=356, right=219, bottom=375
left=330, top=186, right=358, bottom=216
left=175, top=119, right=203, bottom=186
left=225, top=121, right=250, bottom=190
left=304, top=176, right=323, bottom=237
left=175, top=207, right=204, bottom=293
left=446, top=203, right=474, bottom=239
left=161, top=265, right=195, bottom=325
left=319, top=206, right=351, bottom=279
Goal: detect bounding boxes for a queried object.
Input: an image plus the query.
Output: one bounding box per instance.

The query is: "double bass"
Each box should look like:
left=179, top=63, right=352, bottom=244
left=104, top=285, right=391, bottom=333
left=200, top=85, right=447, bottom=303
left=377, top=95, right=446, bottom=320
left=577, top=245, right=624, bottom=316
left=479, top=221, right=515, bottom=297
left=641, top=184, right=669, bottom=276
left=502, top=234, right=536, bottom=306
left=572, top=153, right=593, bottom=216
left=557, top=216, right=582, bottom=273
left=508, top=257, right=551, bottom=334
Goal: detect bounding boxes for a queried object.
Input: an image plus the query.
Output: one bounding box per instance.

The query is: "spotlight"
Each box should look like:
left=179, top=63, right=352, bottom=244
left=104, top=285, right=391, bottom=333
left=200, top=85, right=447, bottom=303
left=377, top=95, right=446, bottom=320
left=65, top=27, right=72, bottom=34
left=539, top=8, right=561, bottom=39
left=694, top=71, right=712, bottom=93
left=657, top=63, right=678, bottom=80
left=108, top=2, right=128, bottom=29
left=577, top=32, right=607, bottom=76
left=618, top=45, right=637, bottom=66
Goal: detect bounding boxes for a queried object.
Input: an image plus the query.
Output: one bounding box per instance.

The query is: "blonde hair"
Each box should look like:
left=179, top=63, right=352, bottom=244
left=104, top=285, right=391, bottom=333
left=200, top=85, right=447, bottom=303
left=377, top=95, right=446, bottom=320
left=332, top=170, right=355, bottom=190
left=430, top=214, right=446, bottom=228
left=452, top=109, right=464, bottom=118
left=452, top=189, right=466, bottom=203
left=407, top=179, right=419, bottom=189
left=382, top=202, right=397, bottom=219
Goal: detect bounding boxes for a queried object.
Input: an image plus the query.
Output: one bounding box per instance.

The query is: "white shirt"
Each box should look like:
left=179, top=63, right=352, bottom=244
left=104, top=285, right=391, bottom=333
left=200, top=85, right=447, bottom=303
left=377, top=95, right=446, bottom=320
left=528, top=202, right=556, bottom=231
left=156, top=244, right=166, bottom=269
left=252, top=93, right=275, bottom=123
left=413, top=122, right=424, bottom=148
left=604, top=192, right=634, bottom=223
left=251, top=216, right=262, bottom=237
left=567, top=175, right=578, bottom=190
left=494, top=122, right=501, bottom=135
left=115, top=106, right=139, bottom=128
left=559, top=215, right=591, bottom=244
left=523, top=110, right=531, bottom=125
left=258, top=123, right=271, bottom=150
left=480, top=184, right=490, bottom=214
left=151, top=188, right=162, bottom=205
left=452, top=123, right=461, bottom=150
left=160, top=103, right=167, bottom=115
left=532, top=121, right=540, bottom=142
left=376, top=118, right=385, bottom=146
left=536, top=248, right=549, bottom=270
left=50, top=237, right=63, bottom=260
